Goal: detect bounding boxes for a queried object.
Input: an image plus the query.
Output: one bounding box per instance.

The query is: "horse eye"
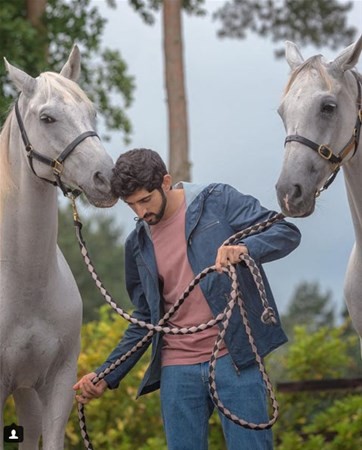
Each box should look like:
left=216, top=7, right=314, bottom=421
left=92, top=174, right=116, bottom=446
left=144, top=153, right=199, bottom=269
left=321, top=103, right=337, bottom=114
left=40, top=115, right=56, bottom=124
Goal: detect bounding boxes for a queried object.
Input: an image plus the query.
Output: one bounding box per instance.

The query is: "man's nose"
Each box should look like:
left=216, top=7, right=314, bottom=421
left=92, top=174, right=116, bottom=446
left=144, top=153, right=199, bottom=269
left=134, top=204, right=147, bottom=219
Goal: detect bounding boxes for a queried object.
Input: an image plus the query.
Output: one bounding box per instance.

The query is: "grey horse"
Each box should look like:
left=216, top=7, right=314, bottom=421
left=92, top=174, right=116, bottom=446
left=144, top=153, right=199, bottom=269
left=276, top=35, right=362, bottom=352
left=0, top=46, right=117, bottom=449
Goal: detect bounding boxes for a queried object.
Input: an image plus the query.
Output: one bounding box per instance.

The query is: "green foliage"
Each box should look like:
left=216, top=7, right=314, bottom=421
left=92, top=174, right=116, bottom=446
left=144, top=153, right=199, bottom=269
left=214, top=0, right=357, bottom=57
left=0, top=0, right=44, bottom=115
left=275, top=394, right=362, bottom=449
left=303, top=396, right=362, bottom=449
left=277, top=325, right=354, bottom=380
left=267, top=323, right=362, bottom=448
left=0, top=0, right=134, bottom=141
left=57, top=202, right=130, bottom=322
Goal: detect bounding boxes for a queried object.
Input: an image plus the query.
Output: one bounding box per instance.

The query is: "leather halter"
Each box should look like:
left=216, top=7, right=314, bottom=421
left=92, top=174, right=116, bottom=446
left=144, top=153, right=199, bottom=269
left=284, top=71, right=362, bottom=196
left=14, top=96, right=99, bottom=197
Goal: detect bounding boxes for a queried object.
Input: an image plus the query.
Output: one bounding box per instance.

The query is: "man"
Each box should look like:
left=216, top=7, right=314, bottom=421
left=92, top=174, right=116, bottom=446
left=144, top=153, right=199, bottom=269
left=74, top=148, right=301, bottom=449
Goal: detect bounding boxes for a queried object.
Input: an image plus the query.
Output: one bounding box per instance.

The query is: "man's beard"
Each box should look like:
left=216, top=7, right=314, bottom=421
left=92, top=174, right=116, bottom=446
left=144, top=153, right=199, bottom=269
left=143, top=188, right=167, bottom=225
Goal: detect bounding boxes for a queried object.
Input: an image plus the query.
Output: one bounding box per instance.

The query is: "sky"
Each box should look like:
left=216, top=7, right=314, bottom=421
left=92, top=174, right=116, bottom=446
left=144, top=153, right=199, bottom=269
left=85, top=0, right=362, bottom=316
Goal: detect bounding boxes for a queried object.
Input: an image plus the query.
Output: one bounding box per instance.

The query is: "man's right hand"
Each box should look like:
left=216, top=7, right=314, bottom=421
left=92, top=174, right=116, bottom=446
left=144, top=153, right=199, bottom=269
left=73, top=372, right=108, bottom=404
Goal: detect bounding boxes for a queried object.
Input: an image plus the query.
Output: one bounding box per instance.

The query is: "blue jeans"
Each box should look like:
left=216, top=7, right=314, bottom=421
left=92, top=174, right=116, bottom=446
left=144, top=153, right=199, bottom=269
left=160, top=354, right=273, bottom=450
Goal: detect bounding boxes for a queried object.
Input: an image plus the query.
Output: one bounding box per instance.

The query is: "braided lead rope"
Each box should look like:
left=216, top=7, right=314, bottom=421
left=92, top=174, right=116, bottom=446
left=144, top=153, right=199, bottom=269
left=208, top=262, right=278, bottom=430
left=70, top=198, right=284, bottom=448
left=242, top=254, right=277, bottom=325
left=75, top=227, right=227, bottom=334
left=77, top=263, right=238, bottom=449
left=222, top=213, right=285, bottom=246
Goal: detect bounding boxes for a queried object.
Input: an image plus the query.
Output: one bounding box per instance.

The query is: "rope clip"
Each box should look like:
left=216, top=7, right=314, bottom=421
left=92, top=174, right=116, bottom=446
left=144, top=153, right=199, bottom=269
left=68, top=193, right=80, bottom=223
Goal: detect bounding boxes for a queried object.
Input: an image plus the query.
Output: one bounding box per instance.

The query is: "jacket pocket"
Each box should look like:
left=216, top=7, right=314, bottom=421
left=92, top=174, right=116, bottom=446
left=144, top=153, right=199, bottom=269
left=190, top=220, right=221, bottom=243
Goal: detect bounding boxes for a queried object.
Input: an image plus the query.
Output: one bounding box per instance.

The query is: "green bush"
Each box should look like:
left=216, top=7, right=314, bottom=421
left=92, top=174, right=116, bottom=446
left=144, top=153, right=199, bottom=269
left=268, top=324, right=362, bottom=449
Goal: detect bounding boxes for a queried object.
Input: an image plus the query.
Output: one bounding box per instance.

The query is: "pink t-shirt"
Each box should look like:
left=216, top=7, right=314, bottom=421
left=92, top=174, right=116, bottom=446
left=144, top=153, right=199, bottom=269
left=150, top=198, right=228, bottom=366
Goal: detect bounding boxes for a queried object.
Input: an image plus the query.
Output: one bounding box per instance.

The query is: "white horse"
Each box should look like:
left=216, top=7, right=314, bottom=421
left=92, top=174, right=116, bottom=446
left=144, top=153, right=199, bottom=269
left=0, top=46, right=117, bottom=449
left=275, top=35, right=362, bottom=350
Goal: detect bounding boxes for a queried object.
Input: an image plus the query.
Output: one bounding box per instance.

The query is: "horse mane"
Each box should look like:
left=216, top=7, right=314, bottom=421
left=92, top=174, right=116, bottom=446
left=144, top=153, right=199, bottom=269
left=283, top=55, right=334, bottom=96
left=0, top=71, right=93, bottom=220
left=0, top=111, right=16, bottom=221
left=40, top=72, right=93, bottom=107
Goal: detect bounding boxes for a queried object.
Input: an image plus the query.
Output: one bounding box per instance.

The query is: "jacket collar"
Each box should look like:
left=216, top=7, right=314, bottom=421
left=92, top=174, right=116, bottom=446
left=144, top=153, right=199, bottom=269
left=173, top=181, right=207, bottom=208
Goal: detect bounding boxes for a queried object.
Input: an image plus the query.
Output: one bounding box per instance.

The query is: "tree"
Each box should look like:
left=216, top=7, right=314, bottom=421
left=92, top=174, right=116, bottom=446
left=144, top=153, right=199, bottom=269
left=0, top=0, right=134, bottom=141
left=163, top=0, right=190, bottom=182
left=128, top=0, right=205, bottom=182
left=213, top=0, right=356, bottom=57
left=281, top=281, right=335, bottom=336
left=58, top=203, right=131, bottom=322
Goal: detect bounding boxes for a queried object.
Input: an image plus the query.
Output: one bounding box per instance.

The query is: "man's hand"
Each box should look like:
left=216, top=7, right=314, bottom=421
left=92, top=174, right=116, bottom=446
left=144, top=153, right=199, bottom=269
left=73, top=372, right=108, bottom=405
left=215, top=244, right=248, bottom=273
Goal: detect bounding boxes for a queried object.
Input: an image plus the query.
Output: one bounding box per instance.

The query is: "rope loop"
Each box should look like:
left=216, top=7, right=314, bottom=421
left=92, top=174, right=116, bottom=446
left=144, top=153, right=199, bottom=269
left=261, top=307, right=277, bottom=325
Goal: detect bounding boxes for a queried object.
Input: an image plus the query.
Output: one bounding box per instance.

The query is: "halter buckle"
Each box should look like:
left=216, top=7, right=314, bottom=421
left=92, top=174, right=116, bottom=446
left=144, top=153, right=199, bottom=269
left=52, top=159, right=64, bottom=175
left=318, top=144, right=333, bottom=160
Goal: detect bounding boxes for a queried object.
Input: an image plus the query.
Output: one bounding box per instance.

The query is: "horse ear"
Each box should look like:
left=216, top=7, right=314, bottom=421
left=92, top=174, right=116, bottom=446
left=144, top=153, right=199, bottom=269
left=285, top=41, right=304, bottom=70
left=60, top=45, right=81, bottom=81
left=4, top=58, right=36, bottom=97
left=330, top=34, right=362, bottom=74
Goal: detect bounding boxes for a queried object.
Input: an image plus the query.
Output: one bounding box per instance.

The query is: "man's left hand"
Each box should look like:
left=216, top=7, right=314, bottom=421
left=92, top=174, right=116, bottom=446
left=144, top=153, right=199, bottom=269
left=215, top=244, right=248, bottom=273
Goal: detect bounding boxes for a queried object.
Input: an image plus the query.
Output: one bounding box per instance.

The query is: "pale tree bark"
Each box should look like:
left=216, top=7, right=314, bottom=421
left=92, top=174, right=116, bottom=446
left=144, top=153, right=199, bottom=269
left=163, top=0, right=191, bottom=182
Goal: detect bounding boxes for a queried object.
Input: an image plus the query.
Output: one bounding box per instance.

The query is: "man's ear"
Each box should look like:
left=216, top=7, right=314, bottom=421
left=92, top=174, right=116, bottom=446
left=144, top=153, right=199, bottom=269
left=162, top=174, right=173, bottom=191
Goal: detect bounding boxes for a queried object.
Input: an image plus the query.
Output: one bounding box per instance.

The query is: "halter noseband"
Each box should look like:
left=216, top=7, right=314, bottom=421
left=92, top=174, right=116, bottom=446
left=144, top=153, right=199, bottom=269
left=284, top=71, right=362, bottom=196
left=14, top=96, right=99, bottom=197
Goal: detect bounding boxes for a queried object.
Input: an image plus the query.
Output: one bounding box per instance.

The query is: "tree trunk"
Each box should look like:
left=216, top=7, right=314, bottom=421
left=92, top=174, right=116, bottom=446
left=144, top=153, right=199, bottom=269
left=26, top=0, right=47, bottom=27
left=163, top=0, right=190, bottom=182
left=26, top=0, right=48, bottom=61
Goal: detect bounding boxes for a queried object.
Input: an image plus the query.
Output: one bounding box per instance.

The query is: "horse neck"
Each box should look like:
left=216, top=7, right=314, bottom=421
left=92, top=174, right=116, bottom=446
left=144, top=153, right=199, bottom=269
left=1, top=118, right=59, bottom=273
left=343, top=140, right=362, bottom=247
left=339, top=71, right=362, bottom=247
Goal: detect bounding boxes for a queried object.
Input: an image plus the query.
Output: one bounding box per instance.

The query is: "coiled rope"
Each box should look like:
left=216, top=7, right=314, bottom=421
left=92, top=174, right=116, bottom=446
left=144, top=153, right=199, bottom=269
left=70, top=196, right=285, bottom=449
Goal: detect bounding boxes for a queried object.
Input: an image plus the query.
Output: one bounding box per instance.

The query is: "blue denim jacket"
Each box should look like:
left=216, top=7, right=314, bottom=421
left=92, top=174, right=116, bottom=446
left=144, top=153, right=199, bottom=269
left=96, top=183, right=301, bottom=396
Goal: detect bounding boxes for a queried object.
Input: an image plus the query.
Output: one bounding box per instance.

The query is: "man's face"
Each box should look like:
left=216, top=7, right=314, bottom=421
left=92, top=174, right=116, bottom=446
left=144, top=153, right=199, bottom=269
left=124, top=188, right=167, bottom=225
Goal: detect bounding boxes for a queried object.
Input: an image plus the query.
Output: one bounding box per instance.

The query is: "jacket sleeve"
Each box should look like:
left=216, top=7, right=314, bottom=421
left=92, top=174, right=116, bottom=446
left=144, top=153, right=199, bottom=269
left=95, top=235, right=151, bottom=389
left=222, top=184, right=301, bottom=265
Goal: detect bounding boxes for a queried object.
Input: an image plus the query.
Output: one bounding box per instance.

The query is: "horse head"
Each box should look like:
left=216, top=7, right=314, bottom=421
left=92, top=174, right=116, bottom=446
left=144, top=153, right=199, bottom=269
left=275, top=35, right=362, bottom=217
left=4, top=45, right=118, bottom=208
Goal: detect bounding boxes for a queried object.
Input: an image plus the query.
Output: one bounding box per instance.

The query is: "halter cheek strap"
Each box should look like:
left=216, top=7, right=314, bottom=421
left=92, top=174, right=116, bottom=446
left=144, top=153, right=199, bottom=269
left=14, top=97, right=99, bottom=197
left=284, top=71, right=362, bottom=195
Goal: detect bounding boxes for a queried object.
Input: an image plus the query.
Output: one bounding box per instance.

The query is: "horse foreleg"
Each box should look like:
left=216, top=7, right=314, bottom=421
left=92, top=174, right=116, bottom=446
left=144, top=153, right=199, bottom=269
left=13, top=388, right=42, bottom=450
left=344, top=244, right=362, bottom=356
left=38, top=364, right=78, bottom=450
left=0, top=388, right=7, bottom=450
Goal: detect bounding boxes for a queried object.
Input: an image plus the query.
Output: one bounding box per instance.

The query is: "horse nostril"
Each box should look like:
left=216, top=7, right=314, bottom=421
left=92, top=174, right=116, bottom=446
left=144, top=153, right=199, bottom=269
left=293, top=184, right=302, bottom=199
left=93, top=171, right=108, bottom=188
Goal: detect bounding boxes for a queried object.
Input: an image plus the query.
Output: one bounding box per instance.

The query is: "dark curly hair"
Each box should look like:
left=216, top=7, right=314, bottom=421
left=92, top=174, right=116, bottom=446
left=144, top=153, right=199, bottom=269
left=111, top=148, right=168, bottom=199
